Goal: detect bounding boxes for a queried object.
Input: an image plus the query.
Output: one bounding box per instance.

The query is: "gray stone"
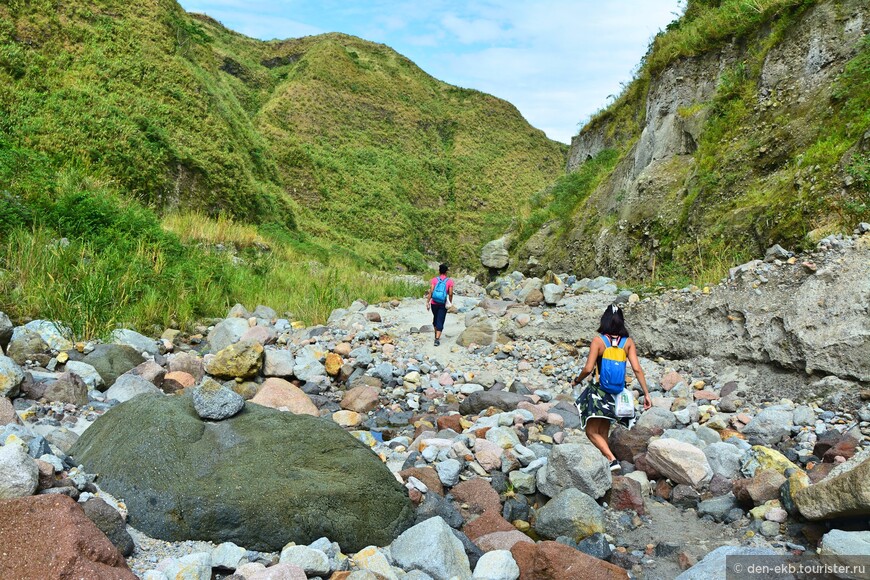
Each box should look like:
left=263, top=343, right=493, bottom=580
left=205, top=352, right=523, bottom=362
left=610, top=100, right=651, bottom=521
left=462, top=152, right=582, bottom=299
left=819, top=530, right=870, bottom=558
left=472, top=550, right=519, bottom=580
left=536, top=444, right=611, bottom=499
left=795, top=455, right=870, bottom=520
left=697, top=494, right=740, bottom=523
left=695, top=426, right=721, bottom=447
left=635, top=407, right=677, bottom=432
left=253, top=305, right=277, bottom=320
left=23, top=320, right=73, bottom=352
left=82, top=344, right=146, bottom=389
left=675, top=546, right=778, bottom=580
left=764, top=244, right=791, bottom=261
left=792, top=405, right=815, bottom=426
left=294, top=347, right=326, bottom=382
left=742, top=405, right=794, bottom=445
left=81, top=497, right=135, bottom=556
left=534, top=488, right=604, bottom=541
left=5, top=327, right=49, bottom=364
left=43, top=372, right=88, bottom=406
left=542, top=284, right=565, bottom=306
left=457, top=321, right=495, bottom=348
left=646, top=438, right=712, bottom=488
left=508, top=471, right=536, bottom=495
left=69, top=393, right=413, bottom=552
left=350, top=347, right=373, bottom=367
left=704, top=442, right=745, bottom=480
left=436, top=459, right=462, bottom=487
left=415, top=492, right=464, bottom=529
left=0, top=443, right=38, bottom=499
left=64, top=361, right=104, bottom=390
left=263, top=349, right=296, bottom=377
left=210, top=542, right=247, bottom=570
left=111, top=328, right=159, bottom=356
left=481, top=238, right=510, bottom=270
left=278, top=545, right=330, bottom=576
left=104, top=373, right=161, bottom=403
left=390, top=516, right=472, bottom=580
left=0, top=355, right=24, bottom=398
left=161, top=553, right=211, bottom=580
left=43, top=428, right=79, bottom=454
left=459, top=391, right=527, bottom=415
left=192, top=378, right=245, bottom=420
left=208, top=318, right=250, bottom=354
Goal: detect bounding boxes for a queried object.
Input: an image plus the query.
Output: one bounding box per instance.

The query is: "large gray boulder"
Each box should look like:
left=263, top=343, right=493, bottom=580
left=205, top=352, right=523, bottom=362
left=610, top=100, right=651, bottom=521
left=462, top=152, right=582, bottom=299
left=69, top=393, right=414, bottom=552
left=481, top=238, right=510, bottom=270
left=390, top=516, right=472, bottom=580
left=534, top=488, right=604, bottom=541
left=795, top=455, right=870, bottom=520
left=742, top=405, right=794, bottom=445
left=6, top=327, right=50, bottom=364
left=111, top=329, right=159, bottom=356
left=80, top=344, right=146, bottom=390
left=457, top=321, right=496, bottom=348
left=104, top=374, right=161, bottom=403
left=208, top=318, right=250, bottom=354
left=704, top=442, right=745, bottom=480
left=0, top=443, right=38, bottom=499
left=23, top=320, right=72, bottom=352
left=646, top=439, right=713, bottom=488
left=536, top=443, right=611, bottom=499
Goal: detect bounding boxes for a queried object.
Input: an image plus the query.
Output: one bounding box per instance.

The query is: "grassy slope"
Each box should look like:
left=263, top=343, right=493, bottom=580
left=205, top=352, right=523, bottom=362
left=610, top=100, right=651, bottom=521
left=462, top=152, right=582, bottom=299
left=0, top=0, right=564, bottom=336
left=524, top=0, right=869, bottom=286
left=0, top=0, right=565, bottom=268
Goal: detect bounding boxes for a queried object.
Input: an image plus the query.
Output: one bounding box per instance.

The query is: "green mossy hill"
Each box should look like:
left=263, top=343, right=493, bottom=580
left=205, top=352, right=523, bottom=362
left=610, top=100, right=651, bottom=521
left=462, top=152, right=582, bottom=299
left=0, top=0, right=565, bottom=267
left=69, top=393, right=415, bottom=552
left=518, top=0, right=869, bottom=286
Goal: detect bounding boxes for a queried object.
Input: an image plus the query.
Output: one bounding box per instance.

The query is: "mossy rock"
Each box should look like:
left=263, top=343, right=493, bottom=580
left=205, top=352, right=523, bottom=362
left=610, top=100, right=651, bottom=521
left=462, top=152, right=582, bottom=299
left=69, top=393, right=414, bottom=552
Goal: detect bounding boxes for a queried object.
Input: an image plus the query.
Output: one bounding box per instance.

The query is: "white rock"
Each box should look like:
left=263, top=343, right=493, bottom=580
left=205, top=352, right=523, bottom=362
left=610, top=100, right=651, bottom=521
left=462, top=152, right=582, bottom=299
left=279, top=545, right=330, bottom=576
left=0, top=442, right=38, bottom=499
left=472, top=550, right=519, bottom=580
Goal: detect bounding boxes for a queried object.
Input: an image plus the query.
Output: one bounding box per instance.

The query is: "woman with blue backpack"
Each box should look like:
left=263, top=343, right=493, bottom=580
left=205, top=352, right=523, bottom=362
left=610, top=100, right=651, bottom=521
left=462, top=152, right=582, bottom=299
left=425, top=263, right=453, bottom=346
left=572, top=304, right=652, bottom=472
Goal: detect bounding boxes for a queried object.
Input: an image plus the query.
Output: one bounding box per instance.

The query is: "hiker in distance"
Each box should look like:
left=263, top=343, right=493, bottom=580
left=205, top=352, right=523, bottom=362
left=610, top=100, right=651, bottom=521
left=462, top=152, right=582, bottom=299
left=573, top=304, right=652, bottom=472
left=425, top=263, right=453, bottom=346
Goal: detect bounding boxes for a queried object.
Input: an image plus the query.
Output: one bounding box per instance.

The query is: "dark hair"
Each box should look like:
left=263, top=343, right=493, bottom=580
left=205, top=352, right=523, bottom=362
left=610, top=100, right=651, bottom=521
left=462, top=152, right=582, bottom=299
left=597, top=304, right=628, bottom=336
left=439, top=263, right=449, bottom=275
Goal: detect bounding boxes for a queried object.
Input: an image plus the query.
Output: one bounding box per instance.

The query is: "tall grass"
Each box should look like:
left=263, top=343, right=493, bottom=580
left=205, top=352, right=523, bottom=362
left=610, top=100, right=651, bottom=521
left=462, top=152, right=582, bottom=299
left=0, top=226, right=424, bottom=339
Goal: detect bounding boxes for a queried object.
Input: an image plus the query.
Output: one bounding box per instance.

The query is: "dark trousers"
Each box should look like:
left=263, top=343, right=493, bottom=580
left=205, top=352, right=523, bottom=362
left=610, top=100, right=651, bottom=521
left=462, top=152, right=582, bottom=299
left=431, top=302, right=447, bottom=331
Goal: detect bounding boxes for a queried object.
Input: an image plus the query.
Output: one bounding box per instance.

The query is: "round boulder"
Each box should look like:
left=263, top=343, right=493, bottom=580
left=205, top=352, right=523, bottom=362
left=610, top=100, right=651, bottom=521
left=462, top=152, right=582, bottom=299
left=69, top=393, right=414, bottom=552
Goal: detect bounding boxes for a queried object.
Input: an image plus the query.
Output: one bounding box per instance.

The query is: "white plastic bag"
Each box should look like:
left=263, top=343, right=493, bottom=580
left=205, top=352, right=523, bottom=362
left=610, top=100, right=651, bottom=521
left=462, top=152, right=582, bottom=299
left=615, top=388, right=636, bottom=418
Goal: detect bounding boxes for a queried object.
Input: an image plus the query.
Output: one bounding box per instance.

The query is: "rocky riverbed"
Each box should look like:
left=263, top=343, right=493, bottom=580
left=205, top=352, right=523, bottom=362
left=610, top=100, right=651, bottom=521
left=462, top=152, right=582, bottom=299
left=0, top=225, right=868, bottom=580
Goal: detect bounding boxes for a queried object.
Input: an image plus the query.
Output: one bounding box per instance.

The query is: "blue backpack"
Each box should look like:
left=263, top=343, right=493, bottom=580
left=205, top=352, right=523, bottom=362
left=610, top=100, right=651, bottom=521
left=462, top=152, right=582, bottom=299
left=432, top=277, right=449, bottom=304
left=598, top=334, right=628, bottom=394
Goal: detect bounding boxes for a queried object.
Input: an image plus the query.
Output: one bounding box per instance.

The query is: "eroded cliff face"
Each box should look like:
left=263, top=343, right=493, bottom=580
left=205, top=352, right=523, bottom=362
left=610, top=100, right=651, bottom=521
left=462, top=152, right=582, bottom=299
left=518, top=0, right=869, bottom=281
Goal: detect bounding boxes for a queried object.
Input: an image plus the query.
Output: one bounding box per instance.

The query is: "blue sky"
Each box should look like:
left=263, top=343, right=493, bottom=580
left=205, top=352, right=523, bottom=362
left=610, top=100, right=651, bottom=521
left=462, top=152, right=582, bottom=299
left=177, top=1, right=682, bottom=143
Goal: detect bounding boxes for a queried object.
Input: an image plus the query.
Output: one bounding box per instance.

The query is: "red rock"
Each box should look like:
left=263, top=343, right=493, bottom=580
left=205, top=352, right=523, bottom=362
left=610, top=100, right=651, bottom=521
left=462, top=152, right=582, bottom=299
left=609, top=476, right=645, bottom=515
left=660, top=371, right=685, bottom=391
left=678, top=551, right=697, bottom=570
left=35, top=460, right=55, bottom=491
left=463, top=510, right=516, bottom=541
left=0, top=396, right=21, bottom=426
left=609, top=426, right=651, bottom=462
left=451, top=478, right=501, bottom=518
left=250, top=378, right=318, bottom=416
left=0, top=494, right=135, bottom=579
left=162, top=371, right=195, bottom=394
left=734, top=469, right=786, bottom=506
left=693, top=390, right=719, bottom=401
left=807, top=462, right=835, bottom=484
left=398, top=467, right=444, bottom=496
left=475, top=530, right=535, bottom=552
left=654, top=479, right=673, bottom=500
left=634, top=453, right=662, bottom=480
left=437, top=414, right=463, bottom=433
left=241, top=325, right=277, bottom=345
left=340, top=385, right=381, bottom=413
left=511, top=540, right=629, bottom=580
left=822, top=438, right=858, bottom=463
left=517, top=401, right=549, bottom=422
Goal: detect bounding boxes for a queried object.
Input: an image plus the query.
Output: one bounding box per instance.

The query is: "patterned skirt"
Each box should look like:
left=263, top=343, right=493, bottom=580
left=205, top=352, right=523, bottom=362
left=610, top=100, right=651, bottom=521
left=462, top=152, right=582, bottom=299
left=575, top=384, right=635, bottom=430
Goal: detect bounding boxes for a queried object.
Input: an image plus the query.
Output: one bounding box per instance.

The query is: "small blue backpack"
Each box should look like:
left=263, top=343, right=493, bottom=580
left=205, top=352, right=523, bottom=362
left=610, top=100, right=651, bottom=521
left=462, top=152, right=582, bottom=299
left=432, top=277, right=449, bottom=304
left=599, top=334, right=628, bottom=394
